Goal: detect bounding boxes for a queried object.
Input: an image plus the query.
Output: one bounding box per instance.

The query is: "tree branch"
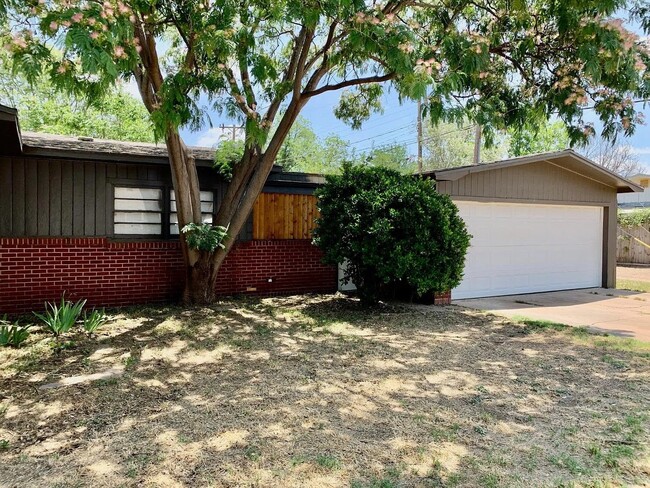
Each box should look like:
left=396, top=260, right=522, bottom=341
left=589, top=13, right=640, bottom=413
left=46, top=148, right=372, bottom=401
left=303, top=21, right=341, bottom=73
left=292, top=28, right=315, bottom=99
left=302, top=72, right=396, bottom=98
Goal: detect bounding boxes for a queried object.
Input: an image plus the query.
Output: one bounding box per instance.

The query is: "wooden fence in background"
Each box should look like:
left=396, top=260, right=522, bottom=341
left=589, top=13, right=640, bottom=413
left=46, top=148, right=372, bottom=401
left=252, top=192, right=319, bottom=240
left=617, top=225, right=650, bottom=264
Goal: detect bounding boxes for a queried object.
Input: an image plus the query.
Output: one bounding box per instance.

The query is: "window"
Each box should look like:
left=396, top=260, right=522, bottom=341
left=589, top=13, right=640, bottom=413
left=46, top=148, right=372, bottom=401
left=113, top=187, right=215, bottom=237
left=170, top=190, right=214, bottom=235
left=113, top=187, right=163, bottom=235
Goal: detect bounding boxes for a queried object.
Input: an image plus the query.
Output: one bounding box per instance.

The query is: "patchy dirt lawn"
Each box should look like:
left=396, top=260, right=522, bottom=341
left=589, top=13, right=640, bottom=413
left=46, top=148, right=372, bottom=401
left=1, top=295, right=649, bottom=488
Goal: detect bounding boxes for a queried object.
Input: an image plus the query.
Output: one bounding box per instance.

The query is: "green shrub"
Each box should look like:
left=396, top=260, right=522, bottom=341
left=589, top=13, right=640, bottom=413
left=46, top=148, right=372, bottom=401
left=313, top=163, right=471, bottom=305
left=83, top=308, right=107, bottom=334
left=618, top=208, right=650, bottom=227
left=0, top=316, right=31, bottom=348
left=34, top=296, right=86, bottom=336
left=181, top=223, right=228, bottom=252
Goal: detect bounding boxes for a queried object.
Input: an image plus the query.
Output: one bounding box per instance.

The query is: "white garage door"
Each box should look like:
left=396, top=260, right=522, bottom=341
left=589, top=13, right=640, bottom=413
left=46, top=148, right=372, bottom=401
left=454, top=201, right=603, bottom=299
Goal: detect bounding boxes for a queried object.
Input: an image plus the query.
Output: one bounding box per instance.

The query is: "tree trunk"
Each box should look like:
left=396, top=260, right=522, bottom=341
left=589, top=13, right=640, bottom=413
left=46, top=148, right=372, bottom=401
left=163, top=126, right=207, bottom=305
left=165, top=96, right=307, bottom=305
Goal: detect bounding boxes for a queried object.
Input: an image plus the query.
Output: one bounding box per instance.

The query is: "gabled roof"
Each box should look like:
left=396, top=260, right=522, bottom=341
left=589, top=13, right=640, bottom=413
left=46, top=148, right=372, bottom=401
left=424, top=149, right=643, bottom=194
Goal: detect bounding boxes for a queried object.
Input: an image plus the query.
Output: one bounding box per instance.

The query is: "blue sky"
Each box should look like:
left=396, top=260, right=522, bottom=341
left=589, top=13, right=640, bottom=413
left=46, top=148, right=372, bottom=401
left=180, top=90, right=650, bottom=173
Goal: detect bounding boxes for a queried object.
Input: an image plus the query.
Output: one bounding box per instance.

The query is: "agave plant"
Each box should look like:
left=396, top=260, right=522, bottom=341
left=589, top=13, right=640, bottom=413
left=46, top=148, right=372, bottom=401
left=34, top=296, right=86, bottom=336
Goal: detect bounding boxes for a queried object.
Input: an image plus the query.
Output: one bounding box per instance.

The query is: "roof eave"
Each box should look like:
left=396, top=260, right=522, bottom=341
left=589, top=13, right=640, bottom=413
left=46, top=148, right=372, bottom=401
left=430, top=149, right=644, bottom=194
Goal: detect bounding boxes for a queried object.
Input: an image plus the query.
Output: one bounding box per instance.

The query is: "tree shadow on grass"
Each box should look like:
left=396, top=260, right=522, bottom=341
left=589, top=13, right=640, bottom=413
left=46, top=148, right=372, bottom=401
left=0, top=294, right=649, bottom=488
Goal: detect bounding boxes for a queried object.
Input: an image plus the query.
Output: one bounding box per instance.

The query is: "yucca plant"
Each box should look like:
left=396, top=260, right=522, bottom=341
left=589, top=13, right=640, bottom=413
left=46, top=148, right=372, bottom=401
left=34, top=296, right=86, bottom=337
left=83, top=308, right=107, bottom=335
left=0, top=315, right=31, bottom=348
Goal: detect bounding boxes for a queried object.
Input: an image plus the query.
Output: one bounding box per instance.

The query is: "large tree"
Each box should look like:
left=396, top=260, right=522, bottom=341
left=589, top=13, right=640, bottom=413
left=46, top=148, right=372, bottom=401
left=2, top=0, right=648, bottom=304
left=582, top=138, right=645, bottom=177
left=0, top=53, right=154, bottom=141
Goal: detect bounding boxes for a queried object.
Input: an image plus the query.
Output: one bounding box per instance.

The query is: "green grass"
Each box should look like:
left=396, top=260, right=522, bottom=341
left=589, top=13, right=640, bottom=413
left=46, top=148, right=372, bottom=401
left=549, top=453, right=590, bottom=476
left=511, top=316, right=571, bottom=333
left=315, top=454, right=341, bottom=470
left=617, top=279, right=650, bottom=293
left=511, top=316, right=650, bottom=357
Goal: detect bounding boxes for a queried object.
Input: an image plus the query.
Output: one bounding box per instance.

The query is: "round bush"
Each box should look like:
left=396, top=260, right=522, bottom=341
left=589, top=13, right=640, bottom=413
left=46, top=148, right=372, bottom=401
left=313, top=163, right=471, bottom=305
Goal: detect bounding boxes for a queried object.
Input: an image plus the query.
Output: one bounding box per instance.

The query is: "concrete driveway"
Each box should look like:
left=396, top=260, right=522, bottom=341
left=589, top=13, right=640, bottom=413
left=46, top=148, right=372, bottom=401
left=455, top=288, right=650, bottom=341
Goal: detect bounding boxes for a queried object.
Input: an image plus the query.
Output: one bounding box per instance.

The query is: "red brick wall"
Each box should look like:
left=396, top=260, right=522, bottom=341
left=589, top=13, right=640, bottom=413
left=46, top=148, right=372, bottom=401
left=0, top=238, right=337, bottom=314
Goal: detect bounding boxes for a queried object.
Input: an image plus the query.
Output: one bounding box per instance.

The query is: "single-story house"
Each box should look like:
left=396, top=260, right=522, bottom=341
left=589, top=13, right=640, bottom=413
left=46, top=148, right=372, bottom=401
left=425, top=151, right=642, bottom=299
left=1, top=103, right=643, bottom=312
left=0, top=104, right=336, bottom=314
left=618, top=173, right=650, bottom=209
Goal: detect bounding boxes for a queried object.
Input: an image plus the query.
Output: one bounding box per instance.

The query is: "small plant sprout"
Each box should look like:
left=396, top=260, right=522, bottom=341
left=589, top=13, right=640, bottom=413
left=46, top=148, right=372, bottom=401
left=0, top=315, right=31, bottom=348
left=34, top=295, right=86, bottom=336
left=83, top=308, right=107, bottom=335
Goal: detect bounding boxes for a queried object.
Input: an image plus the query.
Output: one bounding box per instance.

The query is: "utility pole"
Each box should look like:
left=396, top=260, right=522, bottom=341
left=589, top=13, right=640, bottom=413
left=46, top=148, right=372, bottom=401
left=417, top=98, right=423, bottom=173
left=220, top=123, right=242, bottom=141
left=473, top=124, right=481, bottom=165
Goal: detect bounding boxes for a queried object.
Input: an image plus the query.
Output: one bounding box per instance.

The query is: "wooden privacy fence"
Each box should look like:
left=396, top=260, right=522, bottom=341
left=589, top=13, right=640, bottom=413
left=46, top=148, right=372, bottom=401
left=617, top=224, right=650, bottom=264
left=252, top=192, right=319, bottom=240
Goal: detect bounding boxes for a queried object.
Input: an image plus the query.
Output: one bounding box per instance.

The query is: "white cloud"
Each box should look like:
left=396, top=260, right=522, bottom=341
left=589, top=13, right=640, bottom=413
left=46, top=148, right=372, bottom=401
left=629, top=146, right=650, bottom=156
left=196, top=126, right=244, bottom=147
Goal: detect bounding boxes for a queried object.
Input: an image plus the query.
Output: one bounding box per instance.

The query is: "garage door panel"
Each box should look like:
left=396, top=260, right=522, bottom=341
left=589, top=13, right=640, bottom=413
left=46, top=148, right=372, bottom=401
left=453, top=202, right=603, bottom=299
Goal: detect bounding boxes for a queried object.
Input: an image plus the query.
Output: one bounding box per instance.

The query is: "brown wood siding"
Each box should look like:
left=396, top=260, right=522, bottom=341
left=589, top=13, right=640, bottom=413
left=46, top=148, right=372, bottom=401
left=0, top=156, right=233, bottom=238
left=252, top=192, right=319, bottom=240
left=436, top=161, right=615, bottom=204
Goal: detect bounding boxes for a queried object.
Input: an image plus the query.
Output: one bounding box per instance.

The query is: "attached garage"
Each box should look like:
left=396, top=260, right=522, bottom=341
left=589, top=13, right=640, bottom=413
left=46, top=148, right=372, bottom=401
left=428, top=150, right=642, bottom=300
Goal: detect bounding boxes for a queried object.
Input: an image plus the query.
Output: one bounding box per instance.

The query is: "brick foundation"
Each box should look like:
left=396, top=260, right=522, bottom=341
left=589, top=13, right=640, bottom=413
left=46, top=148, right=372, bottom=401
left=0, top=238, right=337, bottom=314
left=433, top=291, right=452, bottom=305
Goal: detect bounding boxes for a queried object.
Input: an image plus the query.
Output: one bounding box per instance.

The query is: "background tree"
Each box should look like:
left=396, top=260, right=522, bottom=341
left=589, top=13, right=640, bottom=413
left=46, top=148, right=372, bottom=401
left=508, top=120, right=569, bottom=157
left=582, top=138, right=644, bottom=177
left=423, top=121, right=507, bottom=169
left=313, top=164, right=470, bottom=305
left=508, top=118, right=645, bottom=176
left=214, top=116, right=352, bottom=175
left=275, top=117, right=351, bottom=173
left=3, top=0, right=648, bottom=304
left=0, top=54, right=153, bottom=141
left=363, top=144, right=414, bottom=173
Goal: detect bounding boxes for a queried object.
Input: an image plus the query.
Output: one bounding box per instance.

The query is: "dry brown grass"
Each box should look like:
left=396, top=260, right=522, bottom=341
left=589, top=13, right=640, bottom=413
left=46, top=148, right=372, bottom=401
left=0, top=294, right=649, bottom=488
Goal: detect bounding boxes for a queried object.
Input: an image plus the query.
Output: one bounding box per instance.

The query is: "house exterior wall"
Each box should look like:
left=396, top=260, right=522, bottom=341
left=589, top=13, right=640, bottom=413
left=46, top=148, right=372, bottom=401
left=435, top=160, right=619, bottom=288
left=0, top=155, right=242, bottom=239
left=618, top=187, right=650, bottom=208
left=0, top=237, right=337, bottom=314
left=0, top=155, right=333, bottom=314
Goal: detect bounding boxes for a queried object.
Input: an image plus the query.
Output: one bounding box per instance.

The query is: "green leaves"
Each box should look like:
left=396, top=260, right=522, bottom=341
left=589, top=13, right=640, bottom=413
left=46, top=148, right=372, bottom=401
left=2, top=0, right=648, bottom=170
left=34, top=296, right=86, bottom=337
left=181, top=223, right=229, bottom=253
left=0, top=316, right=31, bottom=348
left=334, top=84, right=383, bottom=130
left=619, top=209, right=650, bottom=227
left=313, top=163, right=471, bottom=305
